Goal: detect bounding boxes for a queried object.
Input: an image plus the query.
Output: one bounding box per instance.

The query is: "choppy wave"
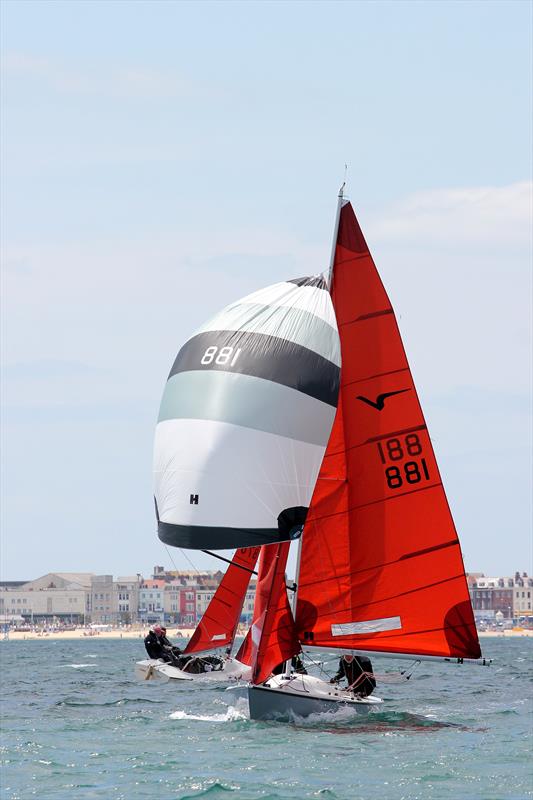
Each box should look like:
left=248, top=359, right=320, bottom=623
left=178, top=784, right=338, bottom=800
left=55, top=696, right=165, bottom=707
left=178, top=783, right=238, bottom=799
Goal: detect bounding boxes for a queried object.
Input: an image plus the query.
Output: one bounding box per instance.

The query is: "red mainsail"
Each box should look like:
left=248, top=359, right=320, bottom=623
left=244, top=543, right=300, bottom=684
left=184, top=547, right=260, bottom=655
left=295, top=201, right=481, bottom=660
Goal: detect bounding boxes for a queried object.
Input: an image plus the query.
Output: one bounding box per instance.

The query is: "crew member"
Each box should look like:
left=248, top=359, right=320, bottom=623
left=144, top=625, right=165, bottom=660
left=159, top=626, right=188, bottom=668
left=330, top=654, right=376, bottom=697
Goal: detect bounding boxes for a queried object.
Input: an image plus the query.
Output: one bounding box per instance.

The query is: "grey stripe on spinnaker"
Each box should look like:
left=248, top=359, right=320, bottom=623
left=168, top=330, right=340, bottom=407
left=158, top=371, right=337, bottom=446
left=196, top=301, right=340, bottom=366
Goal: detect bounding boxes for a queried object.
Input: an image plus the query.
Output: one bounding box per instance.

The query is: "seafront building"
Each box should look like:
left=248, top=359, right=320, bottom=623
left=470, top=576, right=515, bottom=618
left=138, top=579, right=166, bottom=625
left=164, top=582, right=197, bottom=626
left=1, top=567, right=531, bottom=628
left=0, top=573, right=93, bottom=624
left=469, top=572, right=532, bottom=620
left=513, top=573, right=533, bottom=616
left=89, top=574, right=142, bottom=624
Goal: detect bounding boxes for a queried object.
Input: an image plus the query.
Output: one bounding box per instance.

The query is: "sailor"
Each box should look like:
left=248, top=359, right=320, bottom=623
left=158, top=626, right=188, bottom=668
left=144, top=625, right=166, bottom=660
left=330, top=654, right=376, bottom=697
left=156, top=627, right=223, bottom=673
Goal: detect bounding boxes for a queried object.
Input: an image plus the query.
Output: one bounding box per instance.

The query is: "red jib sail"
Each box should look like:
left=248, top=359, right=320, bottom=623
left=244, top=542, right=300, bottom=684
left=184, top=547, right=260, bottom=655
left=295, top=201, right=481, bottom=660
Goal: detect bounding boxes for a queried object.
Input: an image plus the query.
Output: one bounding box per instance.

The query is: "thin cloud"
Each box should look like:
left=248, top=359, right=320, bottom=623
left=368, top=181, right=532, bottom=249
left=2, top=51, right=213, bottom=100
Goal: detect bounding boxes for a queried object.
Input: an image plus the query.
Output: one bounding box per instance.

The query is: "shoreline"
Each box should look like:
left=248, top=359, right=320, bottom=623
left=2, top=628, right=532, bottom=642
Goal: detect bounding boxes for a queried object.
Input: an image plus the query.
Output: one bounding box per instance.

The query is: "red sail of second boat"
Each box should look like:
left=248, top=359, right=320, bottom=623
left=239, top=543, right=299, bottom=682
left=184, top=546, right=260, bottom=655
left=295, top=200, right=480, bottom=660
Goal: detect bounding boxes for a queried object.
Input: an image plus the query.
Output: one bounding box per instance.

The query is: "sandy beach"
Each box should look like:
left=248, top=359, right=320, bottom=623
left=3, top=627, right=197, bottom=642
left=3, top=627, right=532, bottom=641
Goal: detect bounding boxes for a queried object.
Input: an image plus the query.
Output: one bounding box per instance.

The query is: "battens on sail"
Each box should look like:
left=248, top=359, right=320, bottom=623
left=183, top=547, right=260, bottom=656
left=154, top=277, right=340, bottom=550
left=295, top=201, right=481, bottom=661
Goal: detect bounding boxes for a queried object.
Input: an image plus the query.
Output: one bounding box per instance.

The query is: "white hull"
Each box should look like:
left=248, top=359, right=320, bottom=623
left=135, top=657, right=251, bottom=682
left=135, top=659, right=193, bottom=681
left=247, top=673, right=383, bottom=720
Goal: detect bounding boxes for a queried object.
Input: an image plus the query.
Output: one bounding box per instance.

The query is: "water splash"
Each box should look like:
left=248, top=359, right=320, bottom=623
left=169, top=705, right=247, bottom=723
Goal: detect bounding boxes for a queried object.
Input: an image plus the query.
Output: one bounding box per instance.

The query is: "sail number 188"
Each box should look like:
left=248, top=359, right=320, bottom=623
left=377, top=433, right=430, bottom=490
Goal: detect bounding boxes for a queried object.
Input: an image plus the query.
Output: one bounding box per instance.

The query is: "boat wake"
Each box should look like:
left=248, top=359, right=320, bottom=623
left=281, top=706, right=460, bottom=732
left=169, top=704, right=248, bottom=723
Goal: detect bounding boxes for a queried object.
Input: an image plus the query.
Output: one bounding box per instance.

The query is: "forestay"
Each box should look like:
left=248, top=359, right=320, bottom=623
left=154, top=277, right=340, bottom=550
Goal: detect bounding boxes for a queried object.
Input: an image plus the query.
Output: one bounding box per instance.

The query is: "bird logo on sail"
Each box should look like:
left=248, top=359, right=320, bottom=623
left=356, top=389, right=410, bottom=411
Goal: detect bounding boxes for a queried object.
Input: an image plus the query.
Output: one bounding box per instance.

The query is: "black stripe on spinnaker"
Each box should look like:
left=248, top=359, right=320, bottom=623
left=158, top=522, right=291, bottom=550
left=158, top=506, right=308, bottom=550
left=287, top=275, right=327, bottom=289
left=168, top=330, right=340, bottom=407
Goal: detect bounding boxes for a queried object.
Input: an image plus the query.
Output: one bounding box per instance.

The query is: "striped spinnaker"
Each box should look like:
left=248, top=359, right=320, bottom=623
left=154, top=276, right=340, bottom=550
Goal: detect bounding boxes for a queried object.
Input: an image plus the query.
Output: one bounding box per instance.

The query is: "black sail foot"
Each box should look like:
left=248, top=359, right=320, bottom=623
left=158, top=522, right=286, bottom=550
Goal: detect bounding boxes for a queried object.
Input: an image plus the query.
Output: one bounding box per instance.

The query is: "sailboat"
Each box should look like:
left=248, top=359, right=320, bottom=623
left=153, top=186, right=488, bottom=717
left=246, top=189, right=490, bottom=719
left=135, top=546, right=260, bottom=681
left=179, top=545, right=260, bottom=679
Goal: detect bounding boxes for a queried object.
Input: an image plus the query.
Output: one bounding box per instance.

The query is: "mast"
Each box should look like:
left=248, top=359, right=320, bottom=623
left=327, top=182, right=345, bottom=290
left=284, top=185, right=346, bottom=676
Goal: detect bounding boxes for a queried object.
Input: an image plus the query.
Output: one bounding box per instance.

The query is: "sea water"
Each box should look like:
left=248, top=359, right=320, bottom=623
left=0, top=637, right=531, bottom=800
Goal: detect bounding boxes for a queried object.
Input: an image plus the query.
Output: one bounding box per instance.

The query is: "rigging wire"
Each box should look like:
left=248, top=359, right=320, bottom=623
left=163, top=543, right=201, bottom=575
left=302, top=650, right=421, bottom=684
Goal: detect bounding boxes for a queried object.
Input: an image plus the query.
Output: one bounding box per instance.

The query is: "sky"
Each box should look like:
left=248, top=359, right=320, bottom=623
left=1, top=0, right=531, bottom=582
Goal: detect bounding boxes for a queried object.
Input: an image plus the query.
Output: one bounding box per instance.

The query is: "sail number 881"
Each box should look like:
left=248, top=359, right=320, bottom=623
left=200, top=346, right=242, bottom=367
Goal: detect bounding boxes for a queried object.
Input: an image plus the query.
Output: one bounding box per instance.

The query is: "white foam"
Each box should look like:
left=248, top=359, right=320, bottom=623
left=61, top=663, right=93, bottom=669
left=169, top=705, right=247, bottom=723
left=292, top=703, right=365, bottom=725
